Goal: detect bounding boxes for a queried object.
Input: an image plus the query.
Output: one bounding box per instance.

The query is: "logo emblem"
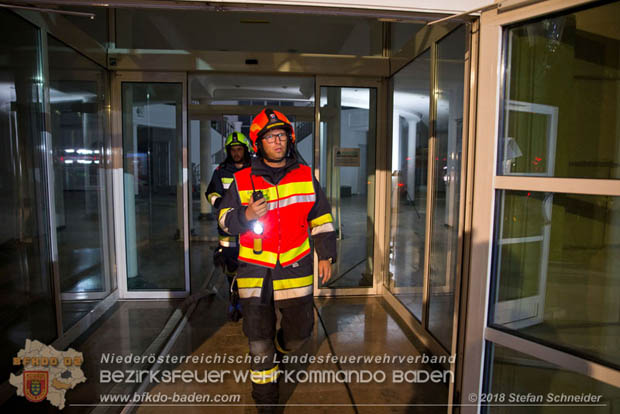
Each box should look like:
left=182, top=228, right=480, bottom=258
left=24, top=371, right=48, bottom=403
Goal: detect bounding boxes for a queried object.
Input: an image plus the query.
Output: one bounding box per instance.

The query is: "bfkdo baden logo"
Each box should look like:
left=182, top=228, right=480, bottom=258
left=10, top=339, right=86, bottom=409
left=24, top=371, right=49, bottom=402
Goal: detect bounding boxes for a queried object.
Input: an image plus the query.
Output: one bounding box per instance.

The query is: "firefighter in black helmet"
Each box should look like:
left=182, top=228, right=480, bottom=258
left=206, top=131, right=252, bottom=321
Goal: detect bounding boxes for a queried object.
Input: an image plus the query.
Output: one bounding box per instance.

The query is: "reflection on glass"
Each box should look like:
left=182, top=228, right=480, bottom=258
left=0, top=10, right=57, bottom=382
left=499, top=1, right=620, bottom=179
left=491, top=191, right=620, bottom=367
left=188, top=74, right=315, bottom=292
left=388, top=50, right=431, bottom=320
left=188, top=117, right=224, bottom=293
left=487, top=344, right=620, bottom=413
left=122, top=83, right=185, bottom=290
left=319, top=86, right=376, bottom=289
left=428, top=26, right=466, bottom=349
left=48, top=36, right=111, bottom=331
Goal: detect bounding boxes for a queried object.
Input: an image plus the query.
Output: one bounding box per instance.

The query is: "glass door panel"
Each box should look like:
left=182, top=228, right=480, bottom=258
left=388, top=50, right=431, bottom=320
left=0, top=10, right=57, bottom=383
left=318, top=86, right=376, bottom=290
left=48, top=36, right=113, bottom=332
left=187, top=74, right=315, bottom=294
left=427, top=26, right=466, bottom=350
left=122, top=82, right=186, bottom=291
left=188, top=115, right=224, bottom=294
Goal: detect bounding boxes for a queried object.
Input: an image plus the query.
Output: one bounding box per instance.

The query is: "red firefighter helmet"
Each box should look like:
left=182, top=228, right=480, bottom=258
left=249, top=108, right=296, bottom=153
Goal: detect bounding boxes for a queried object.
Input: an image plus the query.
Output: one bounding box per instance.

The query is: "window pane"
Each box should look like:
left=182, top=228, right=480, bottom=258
left=319, top=87, right=376, bottom=289
left=428, top=26, right=466, bottom=350
left=486, top=343, right=620, bottom=414
left=388, top=49, right=431, bottom=320
left=499, top=1, right=620, bottom=179
left=491, top=190, right=620, bottom=367
left=0, top=9, right=57, bottom=382
left=122, top=83, right=185, bottom=290
left=48, top=36, right=111, bottom=331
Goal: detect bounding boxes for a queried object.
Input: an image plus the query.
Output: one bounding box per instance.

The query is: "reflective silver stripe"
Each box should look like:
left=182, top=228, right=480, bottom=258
left=223, top=182, right=231, bottom=190
left=267, top=194, right=316, bottom=211
left=238, top=287, right=262, bottom=299
left=219, top=239, right=237, bottom=247
left=311, top=222, right=335, bottom=236
left=219, top=208, right=233, bottom=234
left=273, top=285, right=313, bottom=300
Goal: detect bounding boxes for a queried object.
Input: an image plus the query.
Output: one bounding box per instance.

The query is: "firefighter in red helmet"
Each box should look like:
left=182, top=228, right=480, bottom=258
left=217, top=108, right=336, bottom=412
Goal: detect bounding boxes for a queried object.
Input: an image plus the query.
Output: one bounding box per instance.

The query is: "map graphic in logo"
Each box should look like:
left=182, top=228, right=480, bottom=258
left=9, top=339, right=86, bottom=410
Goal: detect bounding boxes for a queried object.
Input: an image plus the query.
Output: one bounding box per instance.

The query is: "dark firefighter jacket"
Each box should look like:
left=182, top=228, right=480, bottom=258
left=217, top=155, right=337, bottom=306
left=206, top=160, right=247, bottom=246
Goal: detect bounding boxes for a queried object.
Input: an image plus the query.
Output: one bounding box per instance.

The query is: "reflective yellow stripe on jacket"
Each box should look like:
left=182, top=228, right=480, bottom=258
left=279, top=238, right=310, bottom=265
left=236, top=277, right=263, bottom=299
left=237, top=181, right=315, bottom=205
left=274, top=274, right=313, bottom=301
left=218, top=234, right=237, bottom=247
left=207, top=192, right=221, bottom=206
left=238, top=245, right=278, bottom=266
left=310, top=213, right=333, bottom=228
left=237, top=275, right=313, bottom=300
left=218, top=208, right=231, bottom=234
left=309, top=213, right=335, bottom=236
left=237, top=238, right=310, bottom=268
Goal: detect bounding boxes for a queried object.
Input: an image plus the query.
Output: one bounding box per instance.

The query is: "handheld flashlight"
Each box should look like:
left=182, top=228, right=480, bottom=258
left=253, top=221, right=264, bottom=235
left=252, top=221, right=263, bottom=254
left=251, top=191, right=265, bottom=254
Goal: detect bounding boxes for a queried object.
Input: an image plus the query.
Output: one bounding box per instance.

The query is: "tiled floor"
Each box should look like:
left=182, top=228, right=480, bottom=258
left=133, top=295, right=449, bottom=414
left=3, top=300, right=180, bottom=414
left=4, top=292, right=451, bottom=413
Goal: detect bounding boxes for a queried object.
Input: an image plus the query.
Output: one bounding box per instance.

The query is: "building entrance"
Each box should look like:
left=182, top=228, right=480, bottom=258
left=186, top=74, right=384, bottom=297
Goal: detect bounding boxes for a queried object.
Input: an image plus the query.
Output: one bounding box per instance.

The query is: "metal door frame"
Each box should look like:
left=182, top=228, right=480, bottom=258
left=111, top=71, right=190, bottom=299
left=313, top=76, right=388, bottom=297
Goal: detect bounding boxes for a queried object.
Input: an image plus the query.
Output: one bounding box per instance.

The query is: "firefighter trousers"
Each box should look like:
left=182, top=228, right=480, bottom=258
left=242, top=297, right=314, bottom=406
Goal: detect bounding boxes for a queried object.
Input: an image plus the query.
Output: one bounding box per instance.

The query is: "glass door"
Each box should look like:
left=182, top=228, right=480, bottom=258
left=187, top=73, right=316, bottom=294
left=187, top=112, right=234, bottom=294
left=0, top=11, right=58, bottom=381
left=47, top=35, right=115, bottom=333
left=113, top=73, right=189, bottom=298
left=315, top=78, right=381, bottom=295
left=49, top=42, right=111, bottom=306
